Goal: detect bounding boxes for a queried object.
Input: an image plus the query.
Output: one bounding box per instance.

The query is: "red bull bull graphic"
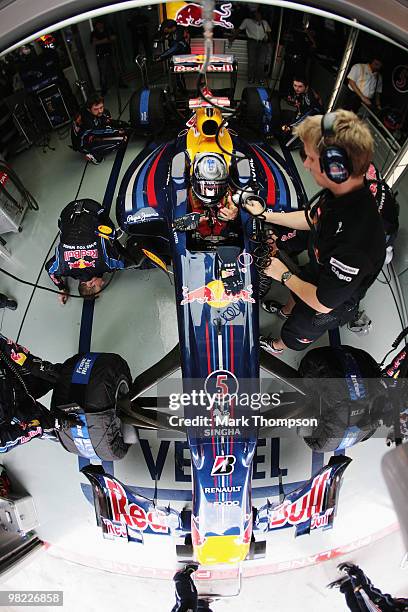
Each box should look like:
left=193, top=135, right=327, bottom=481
left=68, top=259, right=96, bottom=270
left=11, top=348, right=28, bottom=366
left=172, top=2, right=233, bottom=29
left=181, top=280, right=255, bottom=307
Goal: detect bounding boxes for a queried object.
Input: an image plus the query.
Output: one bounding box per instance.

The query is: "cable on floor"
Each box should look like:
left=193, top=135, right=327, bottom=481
left=15, top=160, right=90, bottom=343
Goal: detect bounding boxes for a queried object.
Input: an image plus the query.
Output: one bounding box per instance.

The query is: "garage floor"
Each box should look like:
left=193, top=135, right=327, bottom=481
left=0, top=86, right=406, bottom=610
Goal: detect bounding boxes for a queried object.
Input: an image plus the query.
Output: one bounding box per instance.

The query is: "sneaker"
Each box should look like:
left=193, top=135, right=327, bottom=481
left=5, top=299, right=17, bottom=311
left=260, top=336, right=284, bottom=355
left=85, top=153, right=103, bottom=165
left=261, top=300, right=290, bottom=320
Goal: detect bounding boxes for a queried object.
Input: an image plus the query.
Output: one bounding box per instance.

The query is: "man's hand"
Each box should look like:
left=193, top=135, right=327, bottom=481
left=362, top=95, right=372, bottom=106
left=218, top=194, right=238, bottom=221
left=263, top=257, right=288, bottom=281
left=244, top=197, right=265, bottom=216
left=58, top=289, right=69, bottom=305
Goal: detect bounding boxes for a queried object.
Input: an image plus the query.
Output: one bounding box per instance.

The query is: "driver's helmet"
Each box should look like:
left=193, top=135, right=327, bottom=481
left=191, top=153, right=229, bottom=206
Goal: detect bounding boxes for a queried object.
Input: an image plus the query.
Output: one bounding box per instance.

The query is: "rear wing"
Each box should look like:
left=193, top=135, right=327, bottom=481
left=171, top=53, right=236, bottom=73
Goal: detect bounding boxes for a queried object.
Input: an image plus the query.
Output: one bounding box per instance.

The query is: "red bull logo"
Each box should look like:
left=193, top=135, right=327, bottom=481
left=268, top=469, right=331, bottom=529
left=11, top=349, right=27, bottom=366
left=68, top=259, right=96, bottom=270
left=181, top=280, right=255, bottom=307
left=310, top=508, right=333, bottom=530
left=102, top=517, right=128, bottom=538
left=18, top=427, right=43, bottom=445
left=392, top=65, right=408, bottom=93
left=175, top=2, right=233, bottom=29
left=64, top=248, right=98, bottom=260
left=104, top=477, right=169, bottom=534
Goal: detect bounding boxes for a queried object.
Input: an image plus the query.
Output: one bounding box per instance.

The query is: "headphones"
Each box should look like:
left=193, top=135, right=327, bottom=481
left=319, top=113, right=352, bottom=184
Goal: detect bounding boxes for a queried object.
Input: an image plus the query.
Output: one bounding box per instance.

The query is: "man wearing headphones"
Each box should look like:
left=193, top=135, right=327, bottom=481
left=246, top=110, right=386, bottom=354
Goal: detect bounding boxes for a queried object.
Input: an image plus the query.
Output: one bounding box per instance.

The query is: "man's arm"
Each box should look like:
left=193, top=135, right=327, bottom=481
left=244, top=201, right=312, bottom=230
left=285, top=274, right=332, bottom=312
left=263, top=257, right=332, bottom=312
left=45, top=256, right=69, bottom=304
left=228, top=19, right=247, bottom=45
left=347, top=78, right=371, bottom=106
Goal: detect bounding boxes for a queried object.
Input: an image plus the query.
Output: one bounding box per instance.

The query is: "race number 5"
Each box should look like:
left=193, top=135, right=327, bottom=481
left=216, top=374, right=228, bottom=396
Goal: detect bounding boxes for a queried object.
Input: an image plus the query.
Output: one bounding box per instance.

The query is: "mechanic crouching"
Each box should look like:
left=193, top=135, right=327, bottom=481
left=0, top=335, right=62, bottom=453
left=71, top=93, right=128, bottom=165
left=45, top=198, right=139, bottom=304
left=246, top=110, right=386, bottom=355
left=0, top=336, right=134, bottom=461
left=281, top=75, right=324, bottom=135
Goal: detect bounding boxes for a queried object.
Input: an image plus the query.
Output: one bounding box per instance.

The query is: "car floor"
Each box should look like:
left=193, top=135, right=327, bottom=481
left=0, top=86, right=406, bottom=611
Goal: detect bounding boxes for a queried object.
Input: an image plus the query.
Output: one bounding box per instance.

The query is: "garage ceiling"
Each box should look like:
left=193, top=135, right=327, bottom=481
left=0, top=0, right=406, bottom=54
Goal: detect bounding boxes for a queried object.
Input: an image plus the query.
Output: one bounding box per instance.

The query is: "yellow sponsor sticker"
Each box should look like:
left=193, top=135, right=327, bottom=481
left=142, top=249, right=167, bottom=272
left=98, top=225, right=113, bottom=236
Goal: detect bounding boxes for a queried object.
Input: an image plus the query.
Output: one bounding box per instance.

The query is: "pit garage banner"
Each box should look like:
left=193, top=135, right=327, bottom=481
left=164, top=2, right=234, bottom=29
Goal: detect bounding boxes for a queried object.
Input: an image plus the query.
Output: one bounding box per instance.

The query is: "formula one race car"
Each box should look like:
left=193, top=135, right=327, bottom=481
left=96, top=83, right=352, bottom=578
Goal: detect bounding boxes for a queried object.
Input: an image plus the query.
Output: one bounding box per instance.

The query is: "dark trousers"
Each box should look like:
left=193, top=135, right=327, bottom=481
left=342, top=88, right=362, bottom=113
left=96, top=53, right=116, bottom=94
left=280, top=262, right=359, bottom=351
left=83, top=134, right=126, bottom=162
left=247, top=39, right=268, bottom=82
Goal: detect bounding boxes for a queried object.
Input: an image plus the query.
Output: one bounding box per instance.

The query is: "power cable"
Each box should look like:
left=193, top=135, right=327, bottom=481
left=0, top=161, right=39, bottom=212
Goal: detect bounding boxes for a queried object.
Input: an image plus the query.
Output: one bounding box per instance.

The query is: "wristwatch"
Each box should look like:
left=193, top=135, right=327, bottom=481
left=280, top=270, right=293, bottom=285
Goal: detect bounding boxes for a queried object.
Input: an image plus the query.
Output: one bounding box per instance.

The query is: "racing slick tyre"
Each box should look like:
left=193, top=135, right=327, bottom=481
left=240, top=87, right=281, bottom=136
left=129, top=87, right=166, bottom=134
left=51, top=353, right=132, bottom=461
left=298, top=346, right=384, bottom=453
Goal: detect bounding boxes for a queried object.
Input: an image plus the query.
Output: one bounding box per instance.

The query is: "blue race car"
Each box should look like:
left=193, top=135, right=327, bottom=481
left=109, top=86, right=350, bottom=567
